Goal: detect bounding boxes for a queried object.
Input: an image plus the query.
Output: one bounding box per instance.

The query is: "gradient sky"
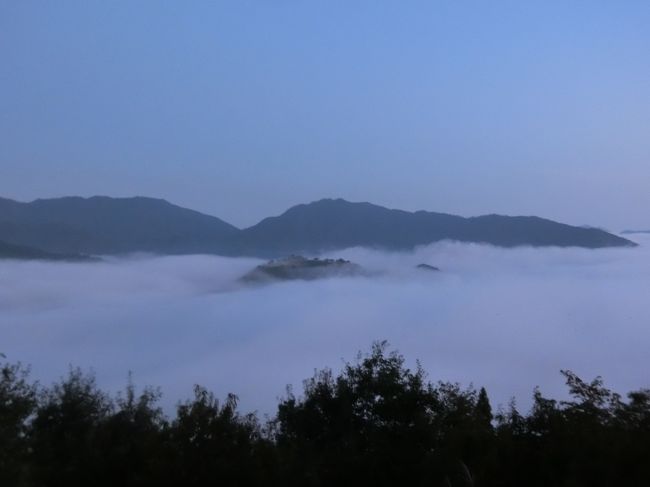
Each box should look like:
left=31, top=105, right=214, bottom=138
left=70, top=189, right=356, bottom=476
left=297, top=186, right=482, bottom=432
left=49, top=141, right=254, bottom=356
left=1, top=1, right=649, bottom=230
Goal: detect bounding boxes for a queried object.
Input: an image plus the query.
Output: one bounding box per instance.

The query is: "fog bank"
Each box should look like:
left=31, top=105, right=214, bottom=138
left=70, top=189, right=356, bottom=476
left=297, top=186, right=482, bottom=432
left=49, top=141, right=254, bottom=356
left=2, top=236, right=649, bottom=415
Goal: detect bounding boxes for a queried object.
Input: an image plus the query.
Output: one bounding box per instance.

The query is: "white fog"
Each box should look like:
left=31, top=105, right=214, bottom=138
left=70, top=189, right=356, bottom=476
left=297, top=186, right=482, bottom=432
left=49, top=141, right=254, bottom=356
left=2, top=235, right=649, bottom=415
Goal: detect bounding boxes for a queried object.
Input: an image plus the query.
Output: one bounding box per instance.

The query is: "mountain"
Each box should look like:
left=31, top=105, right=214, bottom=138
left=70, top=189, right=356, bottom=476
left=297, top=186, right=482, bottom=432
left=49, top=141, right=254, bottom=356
left=0, top=240, right=95, bottom=261
left=236, top=199, right=635, bottom=255
left=416, top=264, right=440, bottom=272
left=622, top=230, right=650, bottom=234
left=0, top=196, right=238, bottom=255
left=240, top=256, right=364, bottom=283
left=0, top=196, right=636, bottom=258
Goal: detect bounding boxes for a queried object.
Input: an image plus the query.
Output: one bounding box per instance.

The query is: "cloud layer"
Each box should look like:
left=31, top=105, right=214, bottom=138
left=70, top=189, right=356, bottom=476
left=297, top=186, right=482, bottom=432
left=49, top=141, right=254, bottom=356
left=2, top=236, right=649, bottom=415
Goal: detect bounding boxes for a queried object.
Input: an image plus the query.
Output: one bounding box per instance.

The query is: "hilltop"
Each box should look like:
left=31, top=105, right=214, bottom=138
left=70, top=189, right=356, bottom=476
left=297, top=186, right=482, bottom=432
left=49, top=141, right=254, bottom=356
left=0, top=196, right=636, bottom=259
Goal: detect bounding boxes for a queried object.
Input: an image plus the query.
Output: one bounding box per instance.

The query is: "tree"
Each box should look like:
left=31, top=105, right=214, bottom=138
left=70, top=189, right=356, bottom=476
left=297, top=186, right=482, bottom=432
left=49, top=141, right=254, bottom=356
left=28, top=367, right=112, bottom=486
left=0, top=361, right=37, bottom=486
left=164, top=385, right=272, bottom=486
left=93, top=377, right=167, bottom=486
left=274, top=341, right=487, bottom=486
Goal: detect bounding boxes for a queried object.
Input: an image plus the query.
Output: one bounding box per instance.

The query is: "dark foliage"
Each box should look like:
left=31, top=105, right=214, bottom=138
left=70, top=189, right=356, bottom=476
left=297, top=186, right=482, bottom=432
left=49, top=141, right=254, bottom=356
left=1, top=343, right=649, bottom=486
left=241, top=255, right=363, bottom=283
left=0, top=362, right=37, bottom=486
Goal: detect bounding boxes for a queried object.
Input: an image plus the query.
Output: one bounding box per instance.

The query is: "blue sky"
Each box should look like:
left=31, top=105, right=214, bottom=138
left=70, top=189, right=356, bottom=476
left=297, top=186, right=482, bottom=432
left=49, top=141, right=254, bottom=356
left=1, top=1, right=649, bottom=229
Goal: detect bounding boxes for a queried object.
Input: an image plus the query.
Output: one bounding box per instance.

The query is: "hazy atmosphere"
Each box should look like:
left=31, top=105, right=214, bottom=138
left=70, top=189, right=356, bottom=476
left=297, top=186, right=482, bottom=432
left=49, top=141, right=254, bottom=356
left=2, top=1, right=649, bottom=229
left=3, top=235, right=649, bottom=415
left=2, top=2, right=650, bottom=484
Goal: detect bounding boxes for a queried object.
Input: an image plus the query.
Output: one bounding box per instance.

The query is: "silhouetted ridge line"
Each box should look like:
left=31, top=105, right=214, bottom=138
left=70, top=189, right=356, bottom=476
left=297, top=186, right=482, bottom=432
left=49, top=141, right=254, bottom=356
left=0, top=240, right=96, bottom=261
left=236, top=198, right=635, bottom=255
left=0, top=196, right=635, bottom=258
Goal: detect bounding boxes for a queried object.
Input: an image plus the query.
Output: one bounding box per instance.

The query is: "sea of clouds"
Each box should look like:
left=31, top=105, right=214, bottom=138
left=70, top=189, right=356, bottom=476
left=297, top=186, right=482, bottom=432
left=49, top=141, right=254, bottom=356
left=2, top=235, right=650, bottom=416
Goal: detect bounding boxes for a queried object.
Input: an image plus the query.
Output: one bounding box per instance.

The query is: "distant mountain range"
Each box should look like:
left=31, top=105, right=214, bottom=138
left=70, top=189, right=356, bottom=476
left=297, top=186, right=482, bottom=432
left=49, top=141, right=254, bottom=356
left=621, top=230, right=650, bottom=235
left=0, top=196, right=636, bottom=259
left=0, top=239, right=95, bottom=262
left=0, top=196, right=238, bottom=258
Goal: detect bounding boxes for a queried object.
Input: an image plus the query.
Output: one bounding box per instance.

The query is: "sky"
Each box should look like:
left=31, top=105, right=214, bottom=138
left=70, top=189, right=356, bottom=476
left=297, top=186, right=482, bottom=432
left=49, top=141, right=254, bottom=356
left=3, top=237, right=650, bottom=415
left=1, top=1, right=649, bottom=230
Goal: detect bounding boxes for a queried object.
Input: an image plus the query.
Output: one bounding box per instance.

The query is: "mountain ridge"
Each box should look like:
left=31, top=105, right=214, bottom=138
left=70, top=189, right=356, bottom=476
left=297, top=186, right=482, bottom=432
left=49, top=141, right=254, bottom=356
left=235, top=198, right=634, bottom=255
left=0, top=196, right=636, bottom=258
left=0, top=239, right=96, bottom=261
left=0, top=195, right=238, bottom=255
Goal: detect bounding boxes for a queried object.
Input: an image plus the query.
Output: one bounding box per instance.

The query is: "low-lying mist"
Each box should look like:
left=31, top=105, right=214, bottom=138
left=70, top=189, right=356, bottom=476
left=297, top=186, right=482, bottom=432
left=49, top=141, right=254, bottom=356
left=2, top=236, right=649, bottom=415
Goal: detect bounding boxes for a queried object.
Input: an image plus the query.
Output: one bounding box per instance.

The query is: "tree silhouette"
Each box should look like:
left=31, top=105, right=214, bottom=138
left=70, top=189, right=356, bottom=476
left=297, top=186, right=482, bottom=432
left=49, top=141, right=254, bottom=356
left=1, top=344, right=650, bottom=486
left=0, top=361, right=36, bottom=485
